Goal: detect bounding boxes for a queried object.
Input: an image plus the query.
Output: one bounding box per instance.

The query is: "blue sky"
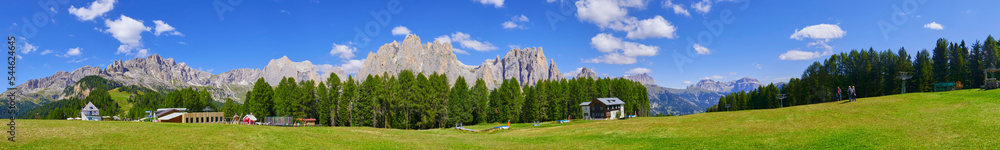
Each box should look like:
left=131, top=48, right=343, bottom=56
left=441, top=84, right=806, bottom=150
left=4, top=0, right=1000, bottom=89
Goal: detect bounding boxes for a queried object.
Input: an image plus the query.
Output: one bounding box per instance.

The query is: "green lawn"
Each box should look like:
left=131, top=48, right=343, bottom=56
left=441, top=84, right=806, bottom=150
left=2, top=89, right=998, bottom=149
left=107, top=88, right=134, bottom=115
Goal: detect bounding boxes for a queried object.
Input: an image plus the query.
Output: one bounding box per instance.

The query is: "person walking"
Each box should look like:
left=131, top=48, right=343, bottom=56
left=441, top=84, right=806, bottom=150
left=837, top=87, right=842, bottom=101
left=850, top=86, right=857, bottom=102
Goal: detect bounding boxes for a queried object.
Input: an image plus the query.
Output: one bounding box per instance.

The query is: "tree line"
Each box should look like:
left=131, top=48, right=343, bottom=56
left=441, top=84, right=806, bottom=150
left=708, top=36, right=1000, bottom=112
left=230, top=70, right=650, bottom=129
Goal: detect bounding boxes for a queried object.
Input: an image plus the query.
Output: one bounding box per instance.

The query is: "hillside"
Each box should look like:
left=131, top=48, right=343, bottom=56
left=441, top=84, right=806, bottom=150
left=5, top=89, right=997, bottom=149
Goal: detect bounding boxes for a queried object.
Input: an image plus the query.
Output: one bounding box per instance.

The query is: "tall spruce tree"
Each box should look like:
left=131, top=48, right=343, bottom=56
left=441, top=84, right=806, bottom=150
left=932, top=38, right=950, bottom=82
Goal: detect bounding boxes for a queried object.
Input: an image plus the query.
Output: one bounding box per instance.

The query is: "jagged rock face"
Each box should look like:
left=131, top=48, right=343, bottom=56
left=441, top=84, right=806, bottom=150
left=646, top=85, right=726, bottom=116
left=494, top=47, right=560, bottom=86
left=687, top=77, right=762, bottom=94
left=359, top=35, right=477, bottom=86
left=548, top=60, right=563, bottom=81
left=622, top=73, right=656, bottom=85
left=5, top=34, right=566, bottom=104
left=209, top=56, right=346, bottom=101
left=576, top=67, right=598, bottom=79
left=4, top=54, right=345, bottom=103
left=8, top=66, right=105, bottom=101
left=104, top=54, right=215, bottom=87
left=359, top=34, right=563, bottom=88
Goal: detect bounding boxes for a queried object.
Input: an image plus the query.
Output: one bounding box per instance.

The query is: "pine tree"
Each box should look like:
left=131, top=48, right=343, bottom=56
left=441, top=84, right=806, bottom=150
left=950, top=41, right=969, bottom=87
left=915, top=49, right=935, bottom=92
left=340, top=76, right=356, bottom=126
left=326, top=73, right=341, bottom=126
left=471, top=78, right=489, bottom=124
left=448, top=77, right=470, bottom=125
left=316, top=81, right=331, bottom=126
left=932, top=38, right=950, bottom=82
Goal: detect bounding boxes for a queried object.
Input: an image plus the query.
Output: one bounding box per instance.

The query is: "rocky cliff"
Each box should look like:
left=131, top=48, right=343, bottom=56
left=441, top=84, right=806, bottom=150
left=4, top=34, right=564, bottom=104
left=358, top=34, right=564, bottom=88
left=576, top=67, right=598, bottom=79
left=687, top=77, right=762, bottom=94
left=622, top=73, right=656, bottom=85
left=3, top=54, right=346, bottom=103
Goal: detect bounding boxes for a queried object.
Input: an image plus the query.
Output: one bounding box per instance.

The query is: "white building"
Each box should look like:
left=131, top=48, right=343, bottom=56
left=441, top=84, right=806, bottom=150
left=81, top=102, right=101, bottom=121
left=579, top=98, right=626, bottom=120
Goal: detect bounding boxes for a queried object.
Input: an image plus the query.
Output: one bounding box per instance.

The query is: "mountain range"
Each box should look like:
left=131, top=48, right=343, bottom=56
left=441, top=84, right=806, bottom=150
left=3, top=35, right=564, bottom=106
left=7, top=34, right=766, bottom=117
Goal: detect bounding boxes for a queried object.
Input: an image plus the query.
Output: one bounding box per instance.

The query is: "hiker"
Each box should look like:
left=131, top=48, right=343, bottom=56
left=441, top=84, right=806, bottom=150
left=837, top=87, right=842, bottom=101
left=847, top=86, right=855, bottom=102
left=850, top=86, right=857, bottom=102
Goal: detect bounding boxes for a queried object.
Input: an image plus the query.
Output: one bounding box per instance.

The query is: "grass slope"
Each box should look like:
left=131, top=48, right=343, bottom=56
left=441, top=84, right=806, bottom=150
left=107, top=88, right=134, bottom=115
left=2, top=90, right=998, bottom=149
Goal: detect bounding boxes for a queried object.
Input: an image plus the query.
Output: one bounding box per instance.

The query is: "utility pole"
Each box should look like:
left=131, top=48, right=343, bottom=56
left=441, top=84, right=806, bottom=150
left=776, top=94, right=787, bottom=108
left=898, top=71, right=912, bottom=94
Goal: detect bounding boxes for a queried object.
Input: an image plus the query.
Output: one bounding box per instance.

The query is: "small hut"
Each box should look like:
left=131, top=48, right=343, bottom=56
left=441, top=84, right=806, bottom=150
left=243, top=114, right=257, bottom=125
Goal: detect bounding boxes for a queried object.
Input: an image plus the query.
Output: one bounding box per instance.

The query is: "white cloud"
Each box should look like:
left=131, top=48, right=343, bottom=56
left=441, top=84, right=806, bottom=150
left=339, top=59, right=366, bottom=74
left=20, top=42, right=37, bottom=54
left=691, top=0, right=712, bottom=14
left=575, top=0, right=644, bottom=29
left=591, top=33, right=623, bottom=53
left=584, top=53, right=637, bottom=64
left=452, top=49, right=469, bottom=55
left=436, top=32, right=498, bottom=52
left=434, top=35, right=452, bottom=44
left=683, top=81, right=692, bottom=84
left=67, top=47, right=82, bottom=56
left=703, top=75, right=725, bottom=80
left=662, top=0, right=690, bottom=16
left=153, top=20, right=183, bottom=36
left=693, top=43, right=711, bottom=55
left=105, top=15, right=151, bottom=56
left=68, top=0, right=116, bottom=21
left=791, top=24, right=846, bottom=40
left=728, top=72, right=738, bottom=75
left=754, top=63, right=763, bottom=69
left=178, top=42, right=187, bottom=45
left=330, top=43, right=356, bottom=59
left=626, top=67, right=651, bottom=74
left=923, top=22, right=944, bottom=30
left=476, top=0, right=505, bottom=8
left=315, top=64, right=336, bottom=75
left=790, top=24, right=845, bottom=50
left=626, top=16, right=677, bottom=39
left=564, top=67, right=584, bottom=77
left=391, top=26, right=411, bottom=36
left=587, top=33, right=658, bottom=64
left=502, top=15, right=530, bottom=29
left=68, top=58, right=89, bottom=63
left=779, top=49, right=827, bottom=60
left=588, top=33, right=658, bottom=65
left=576, top=0, right=678, bottom=40
left=40, top=50, right=53, bottom=55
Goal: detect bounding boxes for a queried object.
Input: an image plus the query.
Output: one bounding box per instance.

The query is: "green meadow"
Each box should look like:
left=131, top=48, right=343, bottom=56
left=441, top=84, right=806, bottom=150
left=3, top=89, right=998, bottom=149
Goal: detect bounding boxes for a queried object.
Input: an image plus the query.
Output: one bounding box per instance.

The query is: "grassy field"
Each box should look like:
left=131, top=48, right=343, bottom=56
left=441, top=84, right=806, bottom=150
left=107, top=88, right=135, bottom=115
left=2, top=89, right=998, bottom=149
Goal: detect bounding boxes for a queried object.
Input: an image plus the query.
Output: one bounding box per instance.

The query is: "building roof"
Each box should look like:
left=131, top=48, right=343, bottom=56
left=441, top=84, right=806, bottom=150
left=579, top=102, right=591, bottom=106
left=158, top=112, right=186, bottom=121
left=595, top=98, right=626, bottom=105
left=82, top=102, right=99, bottom=111
left=244, top=114, right=257, bottom=121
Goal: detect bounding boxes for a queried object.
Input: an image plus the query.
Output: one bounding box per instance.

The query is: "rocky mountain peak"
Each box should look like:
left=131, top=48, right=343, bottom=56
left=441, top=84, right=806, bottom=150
left=360, top=35, right=564, bottom=88
left=576, top=67, right=598, bottom=79
left=688, top=77, right=762, bottom=94
left=623, top=73, right=656, bottom=85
